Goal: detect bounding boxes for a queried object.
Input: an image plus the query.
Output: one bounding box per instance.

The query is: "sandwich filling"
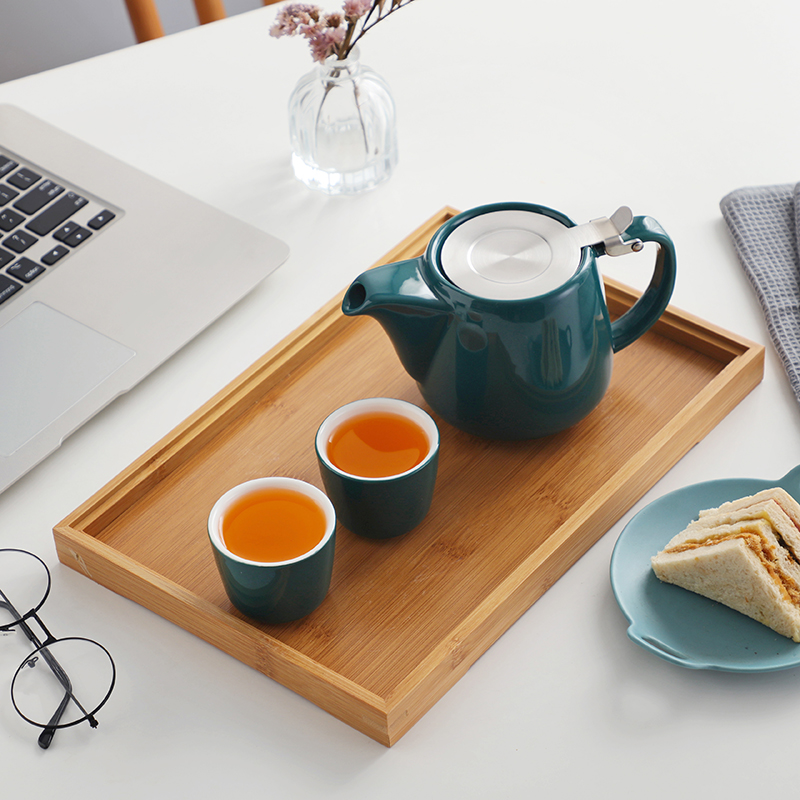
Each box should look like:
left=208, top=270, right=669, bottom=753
left=660, top=526, right=800, bottom=605
left=699, top=489, right=800, bottom=550
left=651, top=490, right=800, bottom=642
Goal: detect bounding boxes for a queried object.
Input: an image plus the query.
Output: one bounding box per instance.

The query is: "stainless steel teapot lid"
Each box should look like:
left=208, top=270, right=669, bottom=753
left=440, top=206, right=642, bottom=300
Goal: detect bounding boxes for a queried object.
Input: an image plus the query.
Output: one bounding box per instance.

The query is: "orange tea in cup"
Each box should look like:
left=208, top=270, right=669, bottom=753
left=221, top=486, right=327, bottom=562
left=326, top=410, right=430, bottom=478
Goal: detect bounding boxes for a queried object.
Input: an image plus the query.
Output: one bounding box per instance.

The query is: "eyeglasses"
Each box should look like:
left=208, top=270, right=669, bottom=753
left=0, top=548, right=116, bottom=749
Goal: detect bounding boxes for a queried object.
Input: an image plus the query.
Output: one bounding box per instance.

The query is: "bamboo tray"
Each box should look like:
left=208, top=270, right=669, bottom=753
left=54, top=208, right=765, bottom=746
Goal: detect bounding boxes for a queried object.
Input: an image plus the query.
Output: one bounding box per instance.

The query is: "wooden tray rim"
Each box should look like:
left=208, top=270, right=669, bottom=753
left=53, top=208, right=765, bottom=745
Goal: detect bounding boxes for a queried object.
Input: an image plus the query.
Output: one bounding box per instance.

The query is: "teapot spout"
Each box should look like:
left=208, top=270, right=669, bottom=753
left=342, top=257, right=450, bottom=383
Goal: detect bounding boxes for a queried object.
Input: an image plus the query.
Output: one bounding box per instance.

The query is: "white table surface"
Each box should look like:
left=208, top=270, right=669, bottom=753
left=1, top=1, right=799, bottom=795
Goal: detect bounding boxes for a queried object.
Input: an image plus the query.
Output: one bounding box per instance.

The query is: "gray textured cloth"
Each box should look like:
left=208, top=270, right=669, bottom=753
left=720, top=183, right=800, bottom=402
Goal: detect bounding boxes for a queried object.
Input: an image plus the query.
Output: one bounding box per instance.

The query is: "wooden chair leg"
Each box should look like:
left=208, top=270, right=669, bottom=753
left=127, top=0, right=279, bottom=45
left=193, top=0, right=227, bottom=25
left=124, top=0, right=165, bottom=43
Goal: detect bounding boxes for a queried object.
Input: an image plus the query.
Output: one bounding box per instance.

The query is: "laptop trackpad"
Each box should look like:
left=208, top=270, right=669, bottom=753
left=0, top=302, right=135, bottom=457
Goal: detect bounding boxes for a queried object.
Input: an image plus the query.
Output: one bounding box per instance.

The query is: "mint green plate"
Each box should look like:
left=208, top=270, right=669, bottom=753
left=610, top=465, right=800, bottom=672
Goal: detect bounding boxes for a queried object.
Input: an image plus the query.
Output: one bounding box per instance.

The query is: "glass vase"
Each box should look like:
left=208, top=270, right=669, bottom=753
left=288, top=47, right=398, bottom=195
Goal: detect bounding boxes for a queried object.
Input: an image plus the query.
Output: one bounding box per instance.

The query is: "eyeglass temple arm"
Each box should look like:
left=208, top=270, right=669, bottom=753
left=0, top=596, right=63, bottom=748
left=33, top=628, right=98, bottom=747
left=1, top=595, right=95, bottom=748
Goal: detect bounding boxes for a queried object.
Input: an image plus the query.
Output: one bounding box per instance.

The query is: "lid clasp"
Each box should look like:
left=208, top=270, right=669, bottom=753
left=570, top=206, right=644, bottom=257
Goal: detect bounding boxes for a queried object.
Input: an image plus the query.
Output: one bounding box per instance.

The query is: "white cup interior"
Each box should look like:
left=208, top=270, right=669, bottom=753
left=207, top=477, right=336, bottom=566
left=316, top=397, right=439, bottom=481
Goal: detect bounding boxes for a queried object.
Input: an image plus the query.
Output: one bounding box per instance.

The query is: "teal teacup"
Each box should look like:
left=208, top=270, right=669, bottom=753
left=315, top=398, right=440, bottom=539
left=207, top=477, right=336, bottom=623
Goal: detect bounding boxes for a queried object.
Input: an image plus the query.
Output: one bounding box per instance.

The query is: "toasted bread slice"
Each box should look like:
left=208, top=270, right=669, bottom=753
left=651, top=516, right=800, bottom=641
left=698, top=488, right=800, bottom=559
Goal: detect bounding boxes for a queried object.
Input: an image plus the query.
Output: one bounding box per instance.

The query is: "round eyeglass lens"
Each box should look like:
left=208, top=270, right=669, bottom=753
left=0, top=549, right=50, bottom=629
left=11, top=637, right=116, bottom=729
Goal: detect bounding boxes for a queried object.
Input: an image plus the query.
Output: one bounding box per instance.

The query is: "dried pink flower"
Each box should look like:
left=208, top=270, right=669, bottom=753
left=269, top=4, right=323, bottom=37
left=343, top=0, right=372, bottom=18
left=272, top=0, right=417, bottom=62
left=307, top=26, right=346, bottom=62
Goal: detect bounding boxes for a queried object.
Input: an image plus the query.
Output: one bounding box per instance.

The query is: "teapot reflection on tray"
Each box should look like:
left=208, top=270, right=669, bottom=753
left=342, top=202, right=677, bottom=439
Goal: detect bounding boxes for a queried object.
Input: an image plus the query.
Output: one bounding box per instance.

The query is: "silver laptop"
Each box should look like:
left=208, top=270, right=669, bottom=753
left=0, top=105, right=289, bottom=493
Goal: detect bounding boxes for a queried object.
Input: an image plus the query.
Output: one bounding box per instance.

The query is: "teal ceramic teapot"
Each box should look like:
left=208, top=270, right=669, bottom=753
left=342, top=202, right=676, bottom=439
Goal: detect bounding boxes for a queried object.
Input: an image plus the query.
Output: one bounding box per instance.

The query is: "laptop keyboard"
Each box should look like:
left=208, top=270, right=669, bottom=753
left=0, top=148, right=120, bottom=307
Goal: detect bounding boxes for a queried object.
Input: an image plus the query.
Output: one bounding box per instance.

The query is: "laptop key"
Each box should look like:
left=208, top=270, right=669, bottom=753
left=8, top=257, right=45, bottom=283
left=0, top=274, right=21, bottom=305
left=88, top=210, right=115, bottom=229
left=41, top=244, right=69, bottom=265
left=3, top=230, right=37, bottom=253
left=26, top=192, right=88, bottom=235
left=0, top=185, right=20, bottom=206
left=13, top=179, right=64, bottom=215
left=53, top=221, right=81, bottom=241
left=8, top=167, right=41, bottom=190
left=64, top=226, right=92, bottom=247
left=0, top=209, right=24, bottom=231
left=0, top=157, right=18, bottom=178
left=0, top=247, right=13, bottom=269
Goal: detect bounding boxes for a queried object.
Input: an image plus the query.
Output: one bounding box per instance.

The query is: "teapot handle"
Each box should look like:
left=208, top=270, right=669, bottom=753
left=609, top=216, right=677, bottom=352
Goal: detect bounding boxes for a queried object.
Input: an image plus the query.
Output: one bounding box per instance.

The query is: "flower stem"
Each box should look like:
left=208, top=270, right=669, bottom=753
left=337, top=20, right=358, bottom=59
left=344, top=0, right=417, bottom=58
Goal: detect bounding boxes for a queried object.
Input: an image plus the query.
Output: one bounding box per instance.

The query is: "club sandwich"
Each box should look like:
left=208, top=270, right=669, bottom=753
left=651, top=488, right=800, bottom=641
